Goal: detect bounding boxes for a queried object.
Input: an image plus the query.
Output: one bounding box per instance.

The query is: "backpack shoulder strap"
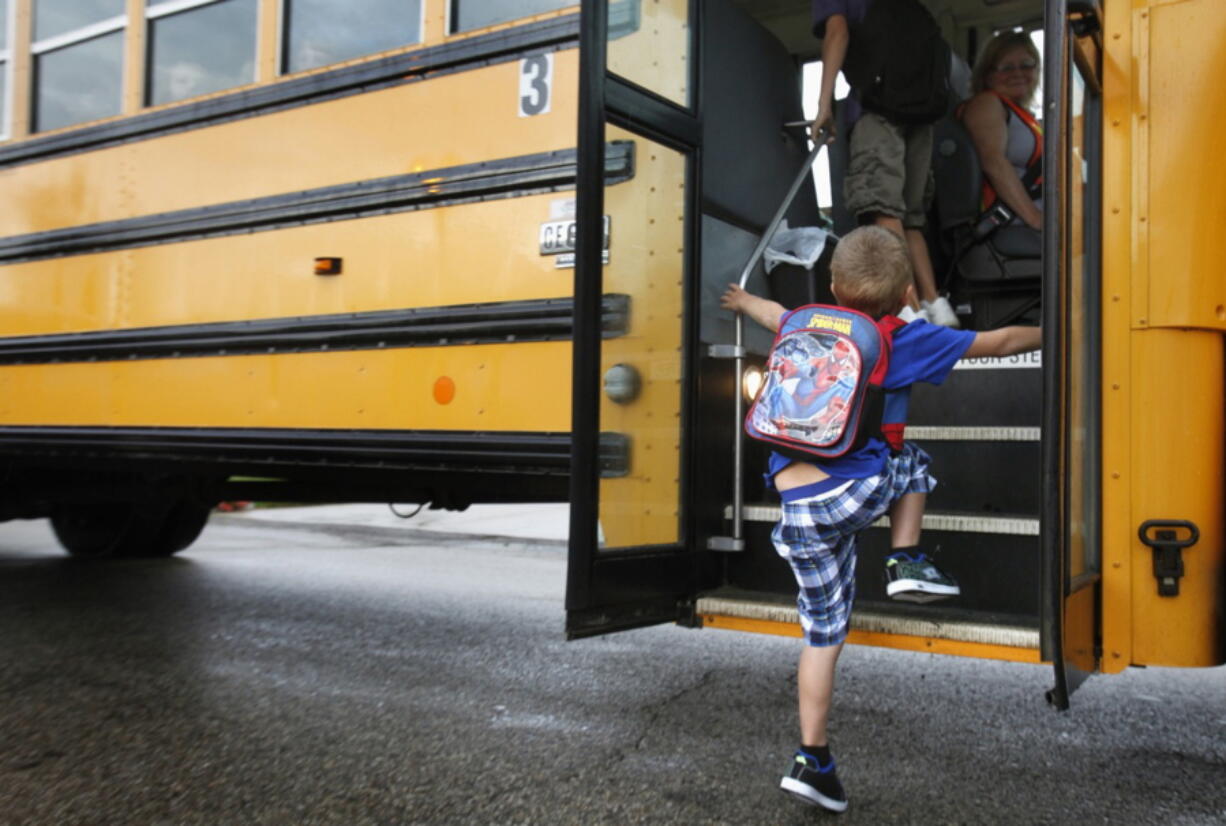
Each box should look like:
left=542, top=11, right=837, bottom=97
left=869, top=314, right=903, bottom=382
left=876, top=314, right=906, bottom=337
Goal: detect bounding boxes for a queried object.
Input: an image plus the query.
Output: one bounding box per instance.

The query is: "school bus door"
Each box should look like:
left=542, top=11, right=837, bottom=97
left=1041, top=0, right=1105, bottom=709
left=565, top=0, right=706, bottom=638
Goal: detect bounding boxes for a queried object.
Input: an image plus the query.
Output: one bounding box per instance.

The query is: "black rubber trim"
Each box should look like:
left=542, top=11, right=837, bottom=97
left=0, top=294, right=630, bottom=364
left=0, top=426, right=630, bottom=478
left=606, top=75, right=701, bottom=150
left=1, top=15, right=581, bottom=170
left=566, top=0, right=611, bottom=616
left=0, top=142, right=635, bottom=264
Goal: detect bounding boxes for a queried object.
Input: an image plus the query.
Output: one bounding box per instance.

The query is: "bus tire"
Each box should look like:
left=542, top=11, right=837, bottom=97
left=50, top=499, right=211, bottom=559
left=147, top=499, right=212, bottom=557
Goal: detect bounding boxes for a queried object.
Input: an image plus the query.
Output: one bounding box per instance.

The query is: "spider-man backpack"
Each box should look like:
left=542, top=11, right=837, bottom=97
left=745, top=305, right=904, bottom=460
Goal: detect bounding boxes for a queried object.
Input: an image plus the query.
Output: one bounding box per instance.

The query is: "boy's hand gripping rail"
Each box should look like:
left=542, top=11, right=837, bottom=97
left=707, top=141, right=825, bottom=553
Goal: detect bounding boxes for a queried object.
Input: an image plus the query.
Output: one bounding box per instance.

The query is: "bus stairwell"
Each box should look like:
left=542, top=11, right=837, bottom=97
left=698, top=308, right=1043, bottom=662
left=695, top=127, right=1043, bottom=662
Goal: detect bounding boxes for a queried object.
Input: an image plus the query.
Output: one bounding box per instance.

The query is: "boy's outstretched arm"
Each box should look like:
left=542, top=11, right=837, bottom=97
left=963, top=325, right=1042, bottom=359
left=720, top=284, right=787, bottom=333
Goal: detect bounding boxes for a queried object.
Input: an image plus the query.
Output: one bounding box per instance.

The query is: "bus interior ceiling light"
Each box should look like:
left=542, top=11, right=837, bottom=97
left=314, top=257, right=343, bottom=276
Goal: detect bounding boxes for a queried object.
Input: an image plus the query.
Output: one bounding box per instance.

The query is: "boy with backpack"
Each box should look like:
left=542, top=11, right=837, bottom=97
left=720, top=225, right=1040, bottom=812
left=811, top=0, right=960, bottom=327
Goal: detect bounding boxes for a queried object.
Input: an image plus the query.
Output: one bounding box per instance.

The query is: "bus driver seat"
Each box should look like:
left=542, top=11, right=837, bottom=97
left=931, top=116, right=1042, bottom=328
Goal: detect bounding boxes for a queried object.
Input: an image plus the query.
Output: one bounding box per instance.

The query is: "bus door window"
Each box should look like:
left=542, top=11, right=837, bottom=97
left=607, top=0, right=690, bottom=108
left=451, top=1, right=574, bottom=35
left=1043, top=14, right=1104, bottom=697
left=587, top=0, right=694, bottom=552
left=147, top=0, right=258, bottom=106
left=598, top=127, right=687, bottom=550
left=31, top=0, right=125, bottom=132
left=1064, top=38, right=1103, bottom=593
left=283, top=0, right=422, bottom=74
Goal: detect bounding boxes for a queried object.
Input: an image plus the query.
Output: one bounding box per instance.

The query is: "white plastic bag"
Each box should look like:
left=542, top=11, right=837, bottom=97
left=763, top=220, right=830, bottom=274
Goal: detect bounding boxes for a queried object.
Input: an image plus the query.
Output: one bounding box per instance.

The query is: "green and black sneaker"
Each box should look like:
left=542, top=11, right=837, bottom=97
left=884, top=551, right=960, bottom=603
left=780, top=751, right=847, bottom=813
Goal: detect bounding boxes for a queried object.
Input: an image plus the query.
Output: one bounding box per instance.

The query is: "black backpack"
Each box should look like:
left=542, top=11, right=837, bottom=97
left=839, top=0, right=951, bottom=125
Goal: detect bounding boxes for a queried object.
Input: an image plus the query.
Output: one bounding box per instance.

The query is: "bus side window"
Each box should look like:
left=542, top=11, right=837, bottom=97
left=451, top=0, right=574, bottom=35
left=31, top=0, right=125, bottom=132
left=0, top=0, right=9, bottom=140
left=147, top=0, right=259, bottom=106
left=283, top=0, right=422, bottom=75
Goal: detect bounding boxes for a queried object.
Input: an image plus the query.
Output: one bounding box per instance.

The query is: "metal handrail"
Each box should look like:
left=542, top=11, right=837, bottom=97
left=724, top=140, right=826, bottom=547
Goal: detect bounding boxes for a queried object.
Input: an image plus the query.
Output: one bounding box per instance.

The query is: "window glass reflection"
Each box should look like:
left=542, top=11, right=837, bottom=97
left=452, top=0, right=572, bottom=34
left=284, top=0, right=421, bottom=74
left=597, top=127, right=686, bottom=549
left=148, top=0, right=257, bottom=105
left=34, top=32, right=123, bottom=131
left=607, top=0, right=690, bottom=108
left=34, top=0, right=124, bottom=42
left=0, top=63, right=7, bottom=135
left=1, top=0, right=8, bottom=50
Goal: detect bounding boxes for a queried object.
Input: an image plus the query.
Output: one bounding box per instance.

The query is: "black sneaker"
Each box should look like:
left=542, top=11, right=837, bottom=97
left=780, top=750, right=848, bottom=812
left=884, top=551, right=960, bottom=602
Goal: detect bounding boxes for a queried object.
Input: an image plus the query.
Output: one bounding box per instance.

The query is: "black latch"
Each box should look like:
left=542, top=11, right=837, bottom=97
left=1138, top=520, right=1200, bottom=597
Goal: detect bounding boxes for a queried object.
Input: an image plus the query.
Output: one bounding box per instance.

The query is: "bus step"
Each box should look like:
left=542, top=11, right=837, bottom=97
left=694, top=593, right=1039, bottom=651
left=726, top=505, right=1038, bottom=536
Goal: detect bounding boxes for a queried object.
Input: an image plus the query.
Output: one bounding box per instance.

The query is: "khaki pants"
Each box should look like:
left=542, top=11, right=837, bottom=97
left=844, top=112, right=934, bottom=230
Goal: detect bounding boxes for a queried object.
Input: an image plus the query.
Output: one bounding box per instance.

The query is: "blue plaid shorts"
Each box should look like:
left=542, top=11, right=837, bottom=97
left=770, top=442, right=936, bottom=646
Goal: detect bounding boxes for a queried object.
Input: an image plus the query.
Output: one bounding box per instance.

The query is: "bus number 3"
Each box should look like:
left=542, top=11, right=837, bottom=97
left=519, top=54, right=553, bottom=117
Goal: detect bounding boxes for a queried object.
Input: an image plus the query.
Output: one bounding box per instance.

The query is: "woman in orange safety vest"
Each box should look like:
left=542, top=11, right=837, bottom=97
left=959, top=31, right=1044, bottom=231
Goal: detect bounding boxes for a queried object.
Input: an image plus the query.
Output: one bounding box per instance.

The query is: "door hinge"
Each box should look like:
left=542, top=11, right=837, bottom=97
left=1138, top=519, right=1200, bottom=597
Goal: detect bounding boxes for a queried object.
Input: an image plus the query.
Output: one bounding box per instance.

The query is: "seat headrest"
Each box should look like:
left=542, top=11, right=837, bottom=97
left=930, top=116, right=983, bottom=231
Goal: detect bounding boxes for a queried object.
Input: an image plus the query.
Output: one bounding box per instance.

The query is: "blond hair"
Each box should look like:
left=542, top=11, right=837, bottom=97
left=971, top=31, right=1041, bottom=102
left=830, top=226, right=913, bottom=317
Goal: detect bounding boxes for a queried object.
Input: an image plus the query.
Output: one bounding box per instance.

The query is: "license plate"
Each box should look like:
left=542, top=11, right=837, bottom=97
left=539, top=216, right=611, bottom=256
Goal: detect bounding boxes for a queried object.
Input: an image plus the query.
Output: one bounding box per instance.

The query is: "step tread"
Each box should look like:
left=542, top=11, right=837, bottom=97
left=695, top=590, right=1040, bottom=649
left=729, top=504, right=1039, bottom=535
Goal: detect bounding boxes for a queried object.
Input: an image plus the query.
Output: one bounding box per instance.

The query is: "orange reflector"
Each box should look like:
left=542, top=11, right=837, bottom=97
left=433, top=376, right=456, bottom=405
left=314, top=257, right=342, bottom=275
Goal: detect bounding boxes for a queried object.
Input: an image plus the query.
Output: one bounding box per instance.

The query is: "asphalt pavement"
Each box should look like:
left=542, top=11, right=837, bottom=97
left=0, top=504, right=1223, bottom=825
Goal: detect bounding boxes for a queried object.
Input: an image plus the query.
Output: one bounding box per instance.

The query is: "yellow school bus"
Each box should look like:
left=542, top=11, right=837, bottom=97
left=561, top=0, right=1224, bottom=709
left=0, top=0, right=592, bottom=548
left=0, top=0, right=1221, bottom=707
